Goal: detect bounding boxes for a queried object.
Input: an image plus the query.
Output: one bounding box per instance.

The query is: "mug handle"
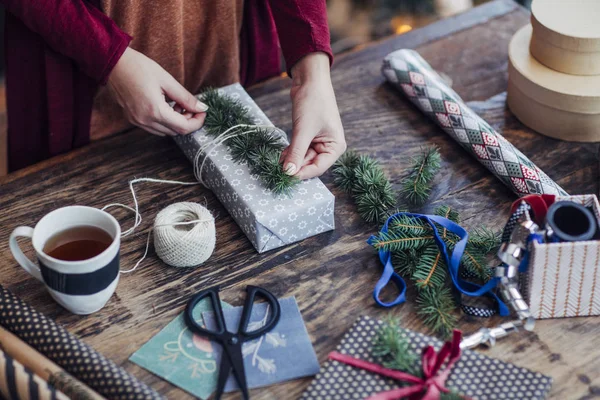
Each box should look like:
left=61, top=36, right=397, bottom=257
left=9, top=227, right=43, bottom=282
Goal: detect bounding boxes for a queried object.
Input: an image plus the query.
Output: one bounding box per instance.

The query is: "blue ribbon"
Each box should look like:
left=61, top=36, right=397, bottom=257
left=367, top=212, right=510, bottom=316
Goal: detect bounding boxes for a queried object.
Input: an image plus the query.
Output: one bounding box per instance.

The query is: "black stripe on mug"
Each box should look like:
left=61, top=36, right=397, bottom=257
left=39, top=251, right=119, bottom=296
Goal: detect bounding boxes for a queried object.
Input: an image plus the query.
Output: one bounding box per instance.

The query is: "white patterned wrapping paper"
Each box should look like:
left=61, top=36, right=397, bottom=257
left=302, top=316, right=553, bottom=400
left=174, top=83, right=335, bottom=253
left=382, top=49, right=567, bottom=197
left=527, top=195, right=600, bottom=319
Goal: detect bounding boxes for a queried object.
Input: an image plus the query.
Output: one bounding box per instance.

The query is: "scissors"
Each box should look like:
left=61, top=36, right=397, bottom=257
left=185, top=285, right=281, bottom=400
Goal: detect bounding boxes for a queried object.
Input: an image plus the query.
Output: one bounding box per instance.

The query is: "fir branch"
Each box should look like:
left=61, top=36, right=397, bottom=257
left=200, top=88, right=298, bottom=195
left=369, top=230, right=434, bottom=253
left=469, top=227, right=501, bottom=254
left=392, top=248, right=423, bottom=277
left=332, top=150, right=396, bottom=223
left=434, top=205, right=460, bottom=224
left=371, top=319, right=465, bottom=400
left=372, top=318, right=420, bottom=376
left=417, top=287, right=458, bottom=338
left=388, top=214, right=430, bottom=236
left=413, top=245, right=447, bottom=289
left=400, top=146, right=441, bottom=206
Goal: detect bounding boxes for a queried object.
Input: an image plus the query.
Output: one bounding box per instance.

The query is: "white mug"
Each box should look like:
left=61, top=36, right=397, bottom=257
left=9, top=206, right=121, bottom=315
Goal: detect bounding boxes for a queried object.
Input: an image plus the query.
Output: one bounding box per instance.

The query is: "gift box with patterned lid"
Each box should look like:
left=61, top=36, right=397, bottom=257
left=174, top=83, right=335, bottom=253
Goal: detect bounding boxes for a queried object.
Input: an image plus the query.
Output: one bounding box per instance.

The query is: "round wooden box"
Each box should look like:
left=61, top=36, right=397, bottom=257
left=508, top=25, right=600, bottom=142
left=530, top=0, right=600, bottom=75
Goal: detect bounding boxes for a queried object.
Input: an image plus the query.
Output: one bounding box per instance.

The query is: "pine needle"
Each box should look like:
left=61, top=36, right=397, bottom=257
left=400, top=146, right=441, bottom=206
left=332, top=150, right=396, bottom=223
left=413, top=245, right=447, bottom=289
left=200, top=88, right=298, bottom=195
left=371, top=319, right=466, bottom=400
left=372, top=318, right=420, bottom=376
left=417, top=287, right=458, bottom=338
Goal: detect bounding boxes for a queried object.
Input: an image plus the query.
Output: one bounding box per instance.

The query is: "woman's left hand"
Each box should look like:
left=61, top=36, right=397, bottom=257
left=281, top=53, right=346, bottom=180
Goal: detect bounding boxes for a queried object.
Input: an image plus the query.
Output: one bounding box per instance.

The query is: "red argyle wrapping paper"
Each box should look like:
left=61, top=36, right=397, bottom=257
left=382, top=49, right=567, bottom=197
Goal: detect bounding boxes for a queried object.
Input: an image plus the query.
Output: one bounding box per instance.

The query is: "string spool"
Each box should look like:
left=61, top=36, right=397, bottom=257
left=152, top=202, right=216, bottom=268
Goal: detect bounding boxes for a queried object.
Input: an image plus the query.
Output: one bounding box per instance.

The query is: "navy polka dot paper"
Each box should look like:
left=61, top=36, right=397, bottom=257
left=0, top=285, right=164, bottom=400
left=301, top=316, right=552, bottom=400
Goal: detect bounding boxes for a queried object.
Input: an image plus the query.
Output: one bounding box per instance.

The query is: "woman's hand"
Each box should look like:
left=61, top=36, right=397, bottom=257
left=107, top=47, right=208, bottom=137
left=282, top=52, right=346, bottom=180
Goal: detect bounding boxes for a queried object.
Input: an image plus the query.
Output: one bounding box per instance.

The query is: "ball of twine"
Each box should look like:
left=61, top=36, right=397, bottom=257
left=153, top=202, right=216, bottom=268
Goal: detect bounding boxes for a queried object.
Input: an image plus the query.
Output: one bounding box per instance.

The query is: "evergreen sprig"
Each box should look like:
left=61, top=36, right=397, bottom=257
left=372, top=318, right=420, bottom=376
left=371, top=319, right=465, bottom=400
left=332, top=150, right=396, bottom=223
left=200, top=88, right=299, bottom=195
left=400, top=146, right=441, bottom=206
left=369, top=205, right=500, bottom=336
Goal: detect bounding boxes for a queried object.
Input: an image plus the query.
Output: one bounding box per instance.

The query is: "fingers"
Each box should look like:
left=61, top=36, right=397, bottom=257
left=282, top=128, right=313, bottom=176
left=159, top=103, right=206, bottom=135
left=162, top=75, right=208, bottom=113
left=302, top=148, right=318, bottom=166
left=295, top=151, right=340, bottom=180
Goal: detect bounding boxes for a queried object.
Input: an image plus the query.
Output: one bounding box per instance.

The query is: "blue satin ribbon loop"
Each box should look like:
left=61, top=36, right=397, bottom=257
left=367, top=212, right=509, bottom=316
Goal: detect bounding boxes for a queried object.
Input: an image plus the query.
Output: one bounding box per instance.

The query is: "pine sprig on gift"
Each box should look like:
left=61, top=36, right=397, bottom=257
left=200, top=88, right=299, bottom=195
left=369, top=206, right=499, bottom=336
left=371, top=319, right=467, bottom=400
left=332, top=150, right=396, bottom=223
left=372, top=318, right=420, bottom=376
left=400, top=146, right=441, bottom=206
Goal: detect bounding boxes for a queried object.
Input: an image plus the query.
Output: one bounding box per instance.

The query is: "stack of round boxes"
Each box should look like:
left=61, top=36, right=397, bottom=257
left=507, top=0, right=600, bottom=142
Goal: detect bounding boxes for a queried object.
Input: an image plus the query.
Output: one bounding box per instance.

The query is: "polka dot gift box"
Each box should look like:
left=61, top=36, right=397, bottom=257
left=174, top=83, right=335, bottom=253
left=301, top=316, right=552, bottom=400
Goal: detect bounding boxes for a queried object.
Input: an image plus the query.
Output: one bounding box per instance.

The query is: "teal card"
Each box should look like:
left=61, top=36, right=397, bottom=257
left=129, top=299, right=231, bottom=400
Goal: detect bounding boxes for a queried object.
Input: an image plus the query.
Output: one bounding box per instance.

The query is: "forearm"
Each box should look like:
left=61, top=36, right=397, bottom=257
left=2, top=0, right=131, bottom=83
left=291, top=52, right=332, bottom=86
left=268, top=0, right=333, bottom=75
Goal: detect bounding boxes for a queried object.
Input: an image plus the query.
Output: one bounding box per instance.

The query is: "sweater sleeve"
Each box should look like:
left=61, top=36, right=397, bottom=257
left=1, top=0, right=131, bottom=84
left=268, top=0, right=333, bottom=74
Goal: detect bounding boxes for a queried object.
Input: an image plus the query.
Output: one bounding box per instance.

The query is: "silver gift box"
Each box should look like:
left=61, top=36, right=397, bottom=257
left=174, top=83, right=335, bottom=253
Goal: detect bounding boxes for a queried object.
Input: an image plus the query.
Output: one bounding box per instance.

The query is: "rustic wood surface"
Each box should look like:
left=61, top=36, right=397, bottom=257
left=1, top=1, right=599, bottom=398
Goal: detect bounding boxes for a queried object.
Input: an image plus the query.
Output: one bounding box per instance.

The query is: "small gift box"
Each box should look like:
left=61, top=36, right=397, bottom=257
left=526, top=194, right=600, bottom=319
left=174, top=83, right=335, bottom=253
left=302, top=316, right=552, bottom=400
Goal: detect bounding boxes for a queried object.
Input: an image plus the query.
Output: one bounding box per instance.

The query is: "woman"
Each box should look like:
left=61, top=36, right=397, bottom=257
left=2, top=0, right=346, bottom=180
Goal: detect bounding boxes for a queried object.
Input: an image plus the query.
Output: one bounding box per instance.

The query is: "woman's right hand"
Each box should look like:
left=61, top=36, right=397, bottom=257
left=107, top=47, right=208, bottom=137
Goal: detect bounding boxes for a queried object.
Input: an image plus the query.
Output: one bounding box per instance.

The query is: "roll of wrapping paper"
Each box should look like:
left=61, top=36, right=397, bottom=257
left=382, top=49, right=568, bottom=197
left=0, top=326, right=104, bottom=400
left=0, top=285, right=164, bottom=400
left=0, top=348, right=69, bottom=400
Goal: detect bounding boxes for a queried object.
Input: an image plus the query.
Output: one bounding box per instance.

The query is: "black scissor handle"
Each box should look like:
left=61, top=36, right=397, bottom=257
left=239, top=285, right=281, bottom=340
left=185, top=286, right=226, bottom=339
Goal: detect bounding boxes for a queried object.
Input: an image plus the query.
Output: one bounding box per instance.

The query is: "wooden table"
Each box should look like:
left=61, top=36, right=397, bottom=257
left=1, top=1, right=599, bottom=398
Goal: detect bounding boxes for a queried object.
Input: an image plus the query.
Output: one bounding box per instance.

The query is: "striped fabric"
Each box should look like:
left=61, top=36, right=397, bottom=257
left=527, top=195, right=600, bottom=319
left=0, top=350, right=68, bottom=400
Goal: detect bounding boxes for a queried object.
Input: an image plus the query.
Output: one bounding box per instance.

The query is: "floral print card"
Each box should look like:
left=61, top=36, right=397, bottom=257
left=129, top=299, right=232, bottom=400
left=202, top=296, right=320, bottom=393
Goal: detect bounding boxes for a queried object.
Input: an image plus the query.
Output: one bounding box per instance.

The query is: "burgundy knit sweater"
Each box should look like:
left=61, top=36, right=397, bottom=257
left=3, top=0, right=333, bottom=171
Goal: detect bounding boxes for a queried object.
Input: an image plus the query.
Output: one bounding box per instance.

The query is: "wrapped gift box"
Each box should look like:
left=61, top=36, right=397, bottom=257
left=302, top=316, right=552, bottom=400
left=526, top=194, right=600, bottom=319
left=174, top=83, right=335, bottom=253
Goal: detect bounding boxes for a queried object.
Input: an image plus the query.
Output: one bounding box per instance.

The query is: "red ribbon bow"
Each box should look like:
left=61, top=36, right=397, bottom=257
left=329, top=330, right=468, bottom=400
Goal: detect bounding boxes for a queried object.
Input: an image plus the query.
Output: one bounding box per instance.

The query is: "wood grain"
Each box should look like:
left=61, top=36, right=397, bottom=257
left=1, top=1, right=599, bottom=398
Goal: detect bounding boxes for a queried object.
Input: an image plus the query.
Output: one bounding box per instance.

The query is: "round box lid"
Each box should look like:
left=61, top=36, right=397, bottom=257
left=509, top=24, right=600, bottom=114
left=532, top=0, right=600, bottom=46
left=530, top=0, right=600, bottom=74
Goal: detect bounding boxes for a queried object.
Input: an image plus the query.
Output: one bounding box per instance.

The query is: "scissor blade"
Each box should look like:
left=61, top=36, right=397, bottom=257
left=214, top=349, right=232, bottom=400
left=228, top=342, right=249, bottom=400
